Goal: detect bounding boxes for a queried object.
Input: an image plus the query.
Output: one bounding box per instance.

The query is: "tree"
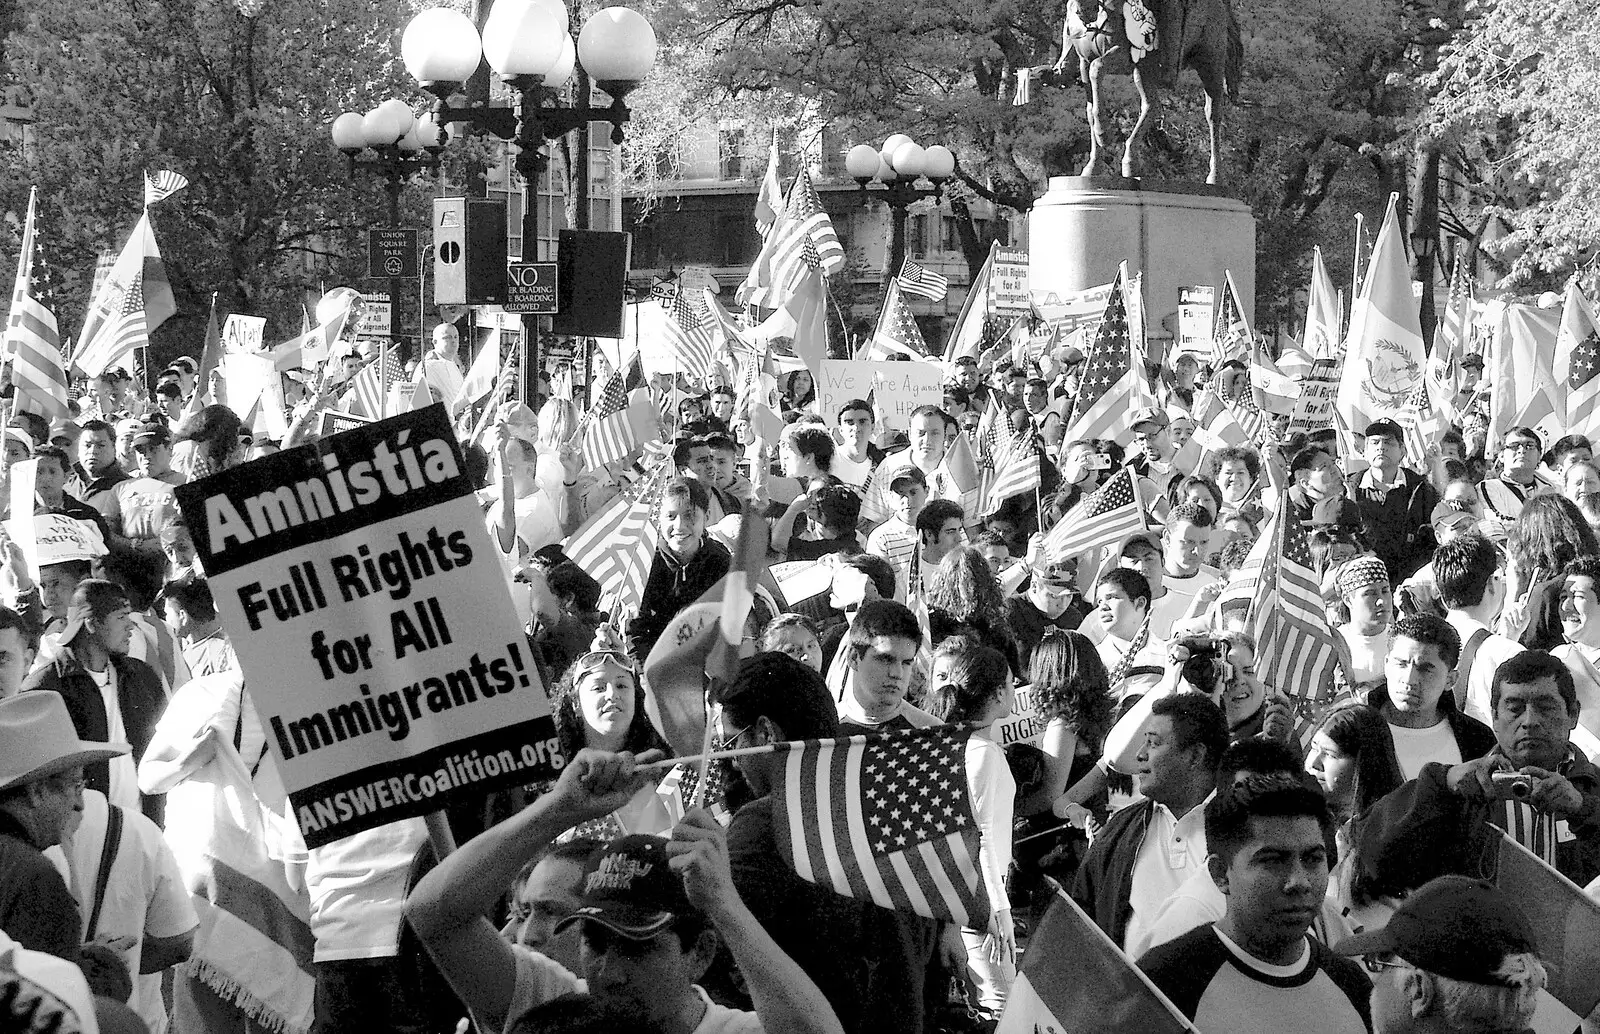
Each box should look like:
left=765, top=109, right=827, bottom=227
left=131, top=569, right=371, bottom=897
left=0, top=0, right=431, bottom=365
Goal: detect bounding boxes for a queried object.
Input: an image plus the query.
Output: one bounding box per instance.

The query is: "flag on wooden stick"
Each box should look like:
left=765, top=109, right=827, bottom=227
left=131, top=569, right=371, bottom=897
left=567, top=459, right=670, bottom=618
left=72, top=212, right=177, bottom=378
left=1040, top=467, right=1146, bottom=564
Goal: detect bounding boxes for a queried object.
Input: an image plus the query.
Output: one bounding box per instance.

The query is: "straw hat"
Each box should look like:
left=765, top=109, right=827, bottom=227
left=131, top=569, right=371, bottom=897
left=0, top=692, right=127, bottom=791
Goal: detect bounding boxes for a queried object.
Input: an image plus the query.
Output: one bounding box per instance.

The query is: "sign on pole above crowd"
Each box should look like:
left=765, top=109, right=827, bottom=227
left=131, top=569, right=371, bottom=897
left=222, top=314, right=266, bottom=355
left=174, top=405, right=563, bottom=847
left=368, top=228, right=420, bottom=280
left=991, top=248, right=1030, bottom=316
left=1176, top=286, right=1216, bottom=359
left=1288, top=358, right=1341, bottom=434
left=504, top=262, right=559, bottom=315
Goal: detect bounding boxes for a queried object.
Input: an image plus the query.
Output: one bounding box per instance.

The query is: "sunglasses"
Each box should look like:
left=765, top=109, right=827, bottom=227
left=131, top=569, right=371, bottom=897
left=1362, top=954, right=1409, bottom=974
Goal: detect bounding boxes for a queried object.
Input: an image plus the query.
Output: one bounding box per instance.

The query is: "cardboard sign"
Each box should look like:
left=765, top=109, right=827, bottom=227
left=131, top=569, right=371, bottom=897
left=991, top=248, right=1030, bottom=317
left=1288, top=358, right=1341, bottom=434
left=223, top=314, right=267, bottom=355
left=6, top=513, right=108, bottom=570
left=7, top=461, right=35, bottom=580
left=319, top=410, right=374, bottom=437
left=175, top=405, right=561, bottom=847
left=1176, top=286, right=1215, bottom=359
left=1034, top=282, right=1113, bottom=345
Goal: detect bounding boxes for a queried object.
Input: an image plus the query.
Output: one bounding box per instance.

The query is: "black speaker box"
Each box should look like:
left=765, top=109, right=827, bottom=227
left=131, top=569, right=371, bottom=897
left=433, top=197, right=508, bottom=306
left=552, top=230, right=631, bottom=338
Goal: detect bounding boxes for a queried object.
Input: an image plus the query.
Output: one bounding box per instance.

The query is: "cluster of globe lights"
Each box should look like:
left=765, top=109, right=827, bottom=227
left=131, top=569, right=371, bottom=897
left=844, top=135, right=957, bottom=187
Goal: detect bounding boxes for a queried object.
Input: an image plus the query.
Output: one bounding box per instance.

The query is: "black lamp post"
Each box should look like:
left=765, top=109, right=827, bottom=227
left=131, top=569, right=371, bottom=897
left=399, top=3, right=655, bottom=403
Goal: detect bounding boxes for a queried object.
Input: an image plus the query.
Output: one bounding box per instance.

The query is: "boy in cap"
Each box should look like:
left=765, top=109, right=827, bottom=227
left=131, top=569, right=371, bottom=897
left=864, top=464, right=927, bottom=603
left=406, top=748, right=846, bottom=1034
left=1333, top=875, right=1546, bottom=1034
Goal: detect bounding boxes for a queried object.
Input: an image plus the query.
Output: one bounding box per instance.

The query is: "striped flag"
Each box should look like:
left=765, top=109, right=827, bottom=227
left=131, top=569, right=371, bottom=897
left=754, top=128, right=783, bottom=238
left=581, top=354, right=648, bottom=468
left=862, top=280, right=928, bottom=360
left=1426, top=256, right=1471, bottom=420
left=944, top=242, right=995, bottom=363
left=1249, top=496, right=1339, bottom=741
left=567, top=460, right=670, bottom=618
left=773, top=724, right=990, bottom=927
left=659, top=288, right=716, bottom=383
left=740, top=169, right=845, bottom=308
left=1040, top=466, right=1146, bottom=565
left=1556, top=280, right=1600, bottom=441
left=72, top=212, right=177, bottom=378
left=144, top=170, right=190, bottom=207
left=1398, top=379, right=1445, bottom=472
left=348, top=349, right=402, bottom=419
left=983, top=434, right=1041, bottom=515
left=4, top=188, right=69, bottom=420
left=897, top=258, right=949, bottom=301
left=1062, top=271, right=1145, bottom=443
left=1212, top=271, right=1252, bottom=366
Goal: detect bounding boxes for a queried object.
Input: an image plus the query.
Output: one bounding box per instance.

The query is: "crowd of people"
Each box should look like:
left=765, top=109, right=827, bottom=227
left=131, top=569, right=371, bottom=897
left=0, top=303, right=1595, bottom=1034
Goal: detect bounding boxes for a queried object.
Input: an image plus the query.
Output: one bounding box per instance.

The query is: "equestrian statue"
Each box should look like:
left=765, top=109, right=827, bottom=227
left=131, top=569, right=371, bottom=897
left=1044, top=0, right=1244, bottom=185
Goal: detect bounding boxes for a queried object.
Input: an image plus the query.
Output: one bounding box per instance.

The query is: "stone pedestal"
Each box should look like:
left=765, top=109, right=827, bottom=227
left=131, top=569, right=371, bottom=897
left=1028, top=176, right=1256, bottom=339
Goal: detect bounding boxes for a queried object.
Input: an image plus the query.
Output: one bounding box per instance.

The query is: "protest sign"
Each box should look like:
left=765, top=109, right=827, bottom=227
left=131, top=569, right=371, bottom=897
left=995, top=683, right=1047, bottom=749
left=817, top=359, right=941, bottom=431
left=222, top=314, right=267, bottom=354
left=1176, top=286, right=1215, bottom=359
left=7, top=461, right=35, bottom=580
left=1288, top=358, right=1341, bottom=434
left=174, top=405, right=562, bottom=847
left=1033, top=282, right=1114, bottom=345
left=991, top=248, right=1030, bottom=317
left=9, top=514, right=108, bottom=573
left=318, top=410, right=373, bottom=437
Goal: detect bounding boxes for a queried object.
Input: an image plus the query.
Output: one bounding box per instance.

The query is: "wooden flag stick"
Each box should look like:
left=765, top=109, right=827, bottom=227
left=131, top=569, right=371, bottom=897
left=638, top=741, right=780, bottom=772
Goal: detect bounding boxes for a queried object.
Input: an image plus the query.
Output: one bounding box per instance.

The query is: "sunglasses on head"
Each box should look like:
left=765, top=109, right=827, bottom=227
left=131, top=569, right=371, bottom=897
left=573, top=649, right=636, bottom=679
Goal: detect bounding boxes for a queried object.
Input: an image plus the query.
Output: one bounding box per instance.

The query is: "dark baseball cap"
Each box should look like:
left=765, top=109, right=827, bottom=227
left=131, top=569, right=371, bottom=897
left=887, top=464, right=928, bottom=492
left=1363, top=419, right=1404, bottom=442
left=1461, top=352, right=1485, bottom=370
left=131, top=421, right=171, bottom=448
left=554, top=835, right=697, bottom=941
left=1332, top=875, right=1536, bottom=985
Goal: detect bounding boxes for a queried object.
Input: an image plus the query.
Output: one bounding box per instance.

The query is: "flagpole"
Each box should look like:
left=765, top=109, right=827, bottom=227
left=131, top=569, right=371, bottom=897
left=1351, top=212, right=1365, bottom=302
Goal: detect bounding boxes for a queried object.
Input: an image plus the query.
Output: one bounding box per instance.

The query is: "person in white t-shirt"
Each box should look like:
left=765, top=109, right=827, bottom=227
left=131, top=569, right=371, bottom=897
left=1332, top=556, right=1392, bottom=691
left=1158, top=503, right=1222, bottom=638
left=406, top=748, right=848, bottom=1034
left=829, top=399, right=880, bottom=493
left=1432, top=535, right=1524, bottom=725
left=1363, top=615, right=1496, bottom=780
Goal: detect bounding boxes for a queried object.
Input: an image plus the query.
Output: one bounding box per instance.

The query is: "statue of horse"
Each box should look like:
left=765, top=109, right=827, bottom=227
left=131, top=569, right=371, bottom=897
left=1052, top=0, right=1244, bottom=184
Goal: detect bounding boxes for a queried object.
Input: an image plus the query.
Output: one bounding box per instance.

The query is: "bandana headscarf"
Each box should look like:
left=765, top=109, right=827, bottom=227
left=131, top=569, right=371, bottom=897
left=1335, top=555, right=1390, bottom=599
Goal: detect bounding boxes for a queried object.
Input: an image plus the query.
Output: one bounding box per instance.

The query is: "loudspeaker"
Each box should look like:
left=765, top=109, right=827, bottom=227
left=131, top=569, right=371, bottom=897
left=433, top=197, right=508, bottom=306
left=552, top=230, right=631, bottom=338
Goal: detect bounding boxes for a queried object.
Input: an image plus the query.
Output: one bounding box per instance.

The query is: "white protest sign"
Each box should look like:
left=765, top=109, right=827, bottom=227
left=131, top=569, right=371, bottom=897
left=873, top=364, right=944, bottom=430
left=6, top=513, right=109, bottom=570
left=994, top=683, right=1049, bottom=748
left=174, top=404, right=562, bottom=847
left=222, top=314, right=267, bottom=354
left=1288, top=358, right=1341, bottom=434
left=817, top=360, right=877, bottom=427
left=7, top=461, right=35, bottom=580
left=1176, top=286, right=1216, bottom=359
left=221, top=350, right=281, bottom=426
left=991, top=248, right=1030, bottom=317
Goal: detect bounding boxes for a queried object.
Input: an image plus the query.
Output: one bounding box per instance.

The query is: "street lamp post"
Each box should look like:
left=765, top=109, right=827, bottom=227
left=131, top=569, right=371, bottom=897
left=400, top=2, right=655, bottom=403
left=331, top=99, right=444, bottom=354
left=845, top=136, right=956, bottom=302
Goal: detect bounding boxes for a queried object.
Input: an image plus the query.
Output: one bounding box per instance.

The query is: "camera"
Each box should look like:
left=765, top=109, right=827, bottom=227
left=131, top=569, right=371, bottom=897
left=1491, top=772, right=1535, bottom=800
left=1176, top=635, right=1230, bottom=693
left=1089, top=453, right=1112, bottom=470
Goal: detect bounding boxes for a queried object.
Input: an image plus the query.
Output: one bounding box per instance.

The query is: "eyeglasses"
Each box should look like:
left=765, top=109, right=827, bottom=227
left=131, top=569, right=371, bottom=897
left=719, top=723, right=753, bottom=749
left=1363, top=954, right=1410, bottom=974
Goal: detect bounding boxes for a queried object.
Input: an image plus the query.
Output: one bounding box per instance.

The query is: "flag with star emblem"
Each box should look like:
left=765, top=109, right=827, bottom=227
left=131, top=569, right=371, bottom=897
left=347, top=348, right=402, bottom=419
left=581, top=353, right=650, bottom=469
left=740, top=169, right=845, bottom=309
left=1040, top=467, right=1146, bottom=565
left=144, top=170, right=190, bottom=207
left=993, top=891, right=1193, bottom=1034
left=1556, top=280, right=1600, bottom=440
left=1427, top=256, right=1472, bottom=421
left=773, top=724, right=990, bottom=927
left=1398, top=379, right=1444, bottom=472
left=567, top=457, right=670, bottom=618
left=4, top=188, right=70, bottom=420
left=983, top=433, right=1042, bottom=515
left=72, top=211, right=177, bottom=379
left=1212, top=271, right=1252, bottom=366
left=897, top=258, right=949, bottom=301
left=862, top=280, right=929, bottom=360
left=1062, top=271, right=1146, bottom=443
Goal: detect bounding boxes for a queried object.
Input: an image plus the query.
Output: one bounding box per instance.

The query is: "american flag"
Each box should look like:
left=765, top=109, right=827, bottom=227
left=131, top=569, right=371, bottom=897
left=144, top=170, right=189, bottom=207
left=863, top=280, right=928, bottom=359
left=1237, top=498, right=1339, bottom=742
left=1106, top=615, right=1152, bottom=686
left=1428, top=256, right=1472, bottom=417
left=348, top=348, right=402, bottom=419
left=1558, top=282, right=1600, bottom=441
left=897, top=258, right=949, bottom=301
left=1398, top=379, right=1445, bottom=472
left=740, top=169, right=845, bottom=308
left=659, top=288, right=716, bottom=382
left=72, top=212, right=175, bottom=379
left=581, top=353, right=647, bottom=468
left=1040, top=466, right=1146, bottom=565
left=754, top=129, right=783, bottom=238
left=566, top=459, right=669, bottom=618
left=983, top=433, right=1041, bottom=515
left=4, top=189, right=69, bottom=420
left=660, top=759, right=733, bottom=827
left=1062, top=272, right=1139, bottom=443
left=1212, top=273, right=1252, bottom=365
left=772, top=724, right=990, bottom=927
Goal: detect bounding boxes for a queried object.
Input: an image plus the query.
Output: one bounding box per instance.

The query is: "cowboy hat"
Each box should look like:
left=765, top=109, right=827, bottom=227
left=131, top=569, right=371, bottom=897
left=0, top=692, right=127, bottom=791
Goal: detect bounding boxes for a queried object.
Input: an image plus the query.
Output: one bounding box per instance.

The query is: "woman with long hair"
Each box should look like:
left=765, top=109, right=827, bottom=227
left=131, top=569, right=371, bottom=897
left=1304, top=703, right=1404, bottom=836
left=1504, top=493, right=1600, bottom=649
left=546, top=648, right=668, bottom=839
left=1018, top=629, right=1114, bottom=817
left=925, top=638, right=1016, bottom=1017
left=925, top=545, right=1022, bottom=675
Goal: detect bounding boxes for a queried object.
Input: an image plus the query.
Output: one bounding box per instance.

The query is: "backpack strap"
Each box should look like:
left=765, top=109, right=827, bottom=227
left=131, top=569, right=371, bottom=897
left=85, top=804, right=124, bottom=940
left=1454, top=627, right=1493, bottom=712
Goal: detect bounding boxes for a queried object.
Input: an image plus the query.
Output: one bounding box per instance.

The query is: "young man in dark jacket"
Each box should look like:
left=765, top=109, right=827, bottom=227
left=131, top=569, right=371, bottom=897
left=625, top=478, right=731, bottom=661
left=21, top=579, right=166, bottom=825
left=1352, top=420, right=1440, bottom=583
left=1362, top=615, right=1496, bottom=781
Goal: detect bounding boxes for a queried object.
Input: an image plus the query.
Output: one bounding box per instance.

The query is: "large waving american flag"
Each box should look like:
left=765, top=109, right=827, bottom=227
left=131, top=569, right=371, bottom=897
left=862, top=279, right=928, bottom=360
left=566, top=458, right=670, bottom=619
left=983, top=433, right=1041, bottom=515
left=1039, top=466, right=1146, bottom=565
left=581, top=353, right=651, bottom=469
left=144, top=170, right=190, bottom=207
left=1557, top=281, right=1600, bottom=442
left=348, top=349, right=403, bottom=420
left=71, top=212, right=176, bottom=378
left=657, top=287, right=716, bottom=383
left=773, top=724, right=990, bottom=927
left=1062, top=271, right=1144, bottom=444
left=740, top=169, right=845, bottom=309
left=4, top=188, right=70, bottom=420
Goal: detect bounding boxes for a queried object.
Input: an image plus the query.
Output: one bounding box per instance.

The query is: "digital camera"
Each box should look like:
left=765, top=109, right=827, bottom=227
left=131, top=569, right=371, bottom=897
left=1491, top=772, right=1535, bottom=800
left=1176, top=635, right=1230, bottom=693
